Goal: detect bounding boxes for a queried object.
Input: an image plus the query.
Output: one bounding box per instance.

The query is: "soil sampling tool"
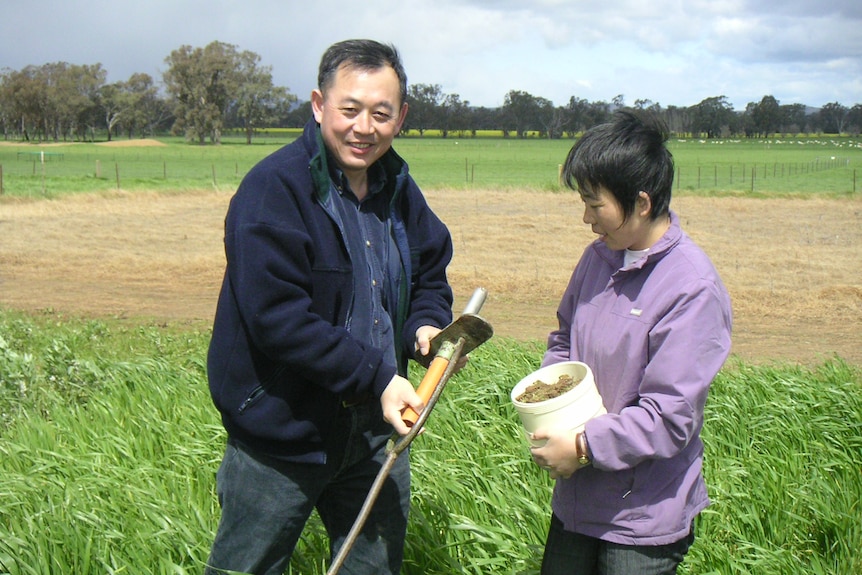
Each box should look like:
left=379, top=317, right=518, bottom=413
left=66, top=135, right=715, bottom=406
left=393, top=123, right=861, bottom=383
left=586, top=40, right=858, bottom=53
left=326, top=287, right=493, bottom=575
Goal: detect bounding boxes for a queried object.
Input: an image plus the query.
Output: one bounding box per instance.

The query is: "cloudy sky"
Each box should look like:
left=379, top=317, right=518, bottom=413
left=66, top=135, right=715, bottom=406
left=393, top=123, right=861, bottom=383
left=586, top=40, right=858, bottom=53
left=2, top=0, right=860, bottom=111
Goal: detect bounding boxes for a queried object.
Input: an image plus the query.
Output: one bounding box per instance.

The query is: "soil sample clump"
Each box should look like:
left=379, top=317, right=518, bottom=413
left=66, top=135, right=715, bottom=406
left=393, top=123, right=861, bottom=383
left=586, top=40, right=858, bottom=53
left=516, top=373, right=583, bottom=403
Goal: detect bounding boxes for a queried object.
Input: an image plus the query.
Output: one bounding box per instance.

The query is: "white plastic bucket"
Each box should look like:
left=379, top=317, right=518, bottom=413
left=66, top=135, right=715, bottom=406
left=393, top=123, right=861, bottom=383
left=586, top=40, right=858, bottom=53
left=511, top=361, right=606, bottom=447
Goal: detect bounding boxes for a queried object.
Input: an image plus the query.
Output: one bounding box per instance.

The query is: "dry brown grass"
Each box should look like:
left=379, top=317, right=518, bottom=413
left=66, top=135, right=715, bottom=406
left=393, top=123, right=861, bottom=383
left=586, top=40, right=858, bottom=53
left=1, top=188, right=860, bottom=365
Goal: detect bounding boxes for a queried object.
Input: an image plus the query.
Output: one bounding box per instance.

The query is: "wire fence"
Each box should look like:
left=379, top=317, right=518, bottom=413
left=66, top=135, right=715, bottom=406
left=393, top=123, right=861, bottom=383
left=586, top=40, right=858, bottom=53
left=0, top=148, right=858, bottom=196
left=674, top=157, right=857, bottom=193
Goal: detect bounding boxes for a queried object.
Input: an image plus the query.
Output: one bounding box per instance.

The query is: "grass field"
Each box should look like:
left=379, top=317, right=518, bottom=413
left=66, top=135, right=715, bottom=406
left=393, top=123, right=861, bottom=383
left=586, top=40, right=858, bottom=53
left=0, top=310, right=860, bottom=574
left=1, top=135, right=859, bottom=197
left=1, top=135, right=861, bottom=574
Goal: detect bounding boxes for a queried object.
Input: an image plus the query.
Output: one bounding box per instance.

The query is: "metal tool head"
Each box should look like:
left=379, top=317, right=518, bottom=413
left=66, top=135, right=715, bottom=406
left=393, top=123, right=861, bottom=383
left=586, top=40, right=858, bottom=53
left=415, top=313, right=494, bottom=367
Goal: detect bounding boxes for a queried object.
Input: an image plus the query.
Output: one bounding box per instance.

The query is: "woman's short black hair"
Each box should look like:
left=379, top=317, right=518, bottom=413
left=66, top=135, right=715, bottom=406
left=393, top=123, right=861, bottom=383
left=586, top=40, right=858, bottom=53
left=563, top=109, right=674, bottom=221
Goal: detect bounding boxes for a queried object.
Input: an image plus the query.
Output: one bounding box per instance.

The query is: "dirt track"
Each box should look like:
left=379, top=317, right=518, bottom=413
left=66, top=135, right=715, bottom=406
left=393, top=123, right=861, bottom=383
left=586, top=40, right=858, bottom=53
left=1, top=187, right=860, bottom=366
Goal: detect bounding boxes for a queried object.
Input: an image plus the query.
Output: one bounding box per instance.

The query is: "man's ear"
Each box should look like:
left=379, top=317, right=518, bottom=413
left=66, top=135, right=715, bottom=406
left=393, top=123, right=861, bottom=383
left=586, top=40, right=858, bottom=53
left=311, top=89, right=324, bottom=123
left=395, top=102, right=409, bottom=132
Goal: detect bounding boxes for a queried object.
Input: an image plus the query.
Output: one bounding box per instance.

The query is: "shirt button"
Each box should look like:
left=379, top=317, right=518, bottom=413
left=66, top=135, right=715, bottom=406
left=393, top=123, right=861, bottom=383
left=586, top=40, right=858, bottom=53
left=366, top=240, right=371, bottom=247
left=372, top=279, right=378, bottom=286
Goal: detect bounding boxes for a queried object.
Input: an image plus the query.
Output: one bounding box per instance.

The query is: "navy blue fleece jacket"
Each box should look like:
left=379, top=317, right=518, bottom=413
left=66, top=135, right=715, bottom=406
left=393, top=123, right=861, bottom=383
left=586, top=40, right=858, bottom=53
left=207, top=119, right=454, bottom=462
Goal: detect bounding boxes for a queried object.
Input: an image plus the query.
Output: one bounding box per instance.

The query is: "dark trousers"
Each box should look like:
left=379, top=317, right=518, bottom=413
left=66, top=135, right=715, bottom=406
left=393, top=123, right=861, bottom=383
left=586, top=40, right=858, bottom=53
left=540, top=513, right=695, bottom=575
left=205, top=401, right=409, bottom=575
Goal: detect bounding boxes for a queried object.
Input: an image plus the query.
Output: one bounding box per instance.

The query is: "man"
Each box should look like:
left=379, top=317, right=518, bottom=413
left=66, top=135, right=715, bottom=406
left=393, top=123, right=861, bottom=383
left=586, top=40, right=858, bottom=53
left=205, top=39, right=455, bottom=575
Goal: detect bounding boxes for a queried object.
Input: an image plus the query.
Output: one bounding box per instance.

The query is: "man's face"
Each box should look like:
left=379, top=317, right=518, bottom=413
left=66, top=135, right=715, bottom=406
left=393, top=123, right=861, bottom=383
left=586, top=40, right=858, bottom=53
left=311, top=64, right=407, bottom=181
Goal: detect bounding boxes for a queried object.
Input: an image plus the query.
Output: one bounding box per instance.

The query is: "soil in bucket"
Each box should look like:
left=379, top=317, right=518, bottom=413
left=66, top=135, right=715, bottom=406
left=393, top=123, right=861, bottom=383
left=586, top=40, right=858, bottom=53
left=516, top=373, right=584, bottom=403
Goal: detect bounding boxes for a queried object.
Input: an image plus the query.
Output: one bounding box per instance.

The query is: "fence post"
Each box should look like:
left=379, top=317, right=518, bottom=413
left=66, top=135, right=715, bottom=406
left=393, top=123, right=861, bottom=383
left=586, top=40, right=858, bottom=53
left=115, top=162, right=120, bottom=190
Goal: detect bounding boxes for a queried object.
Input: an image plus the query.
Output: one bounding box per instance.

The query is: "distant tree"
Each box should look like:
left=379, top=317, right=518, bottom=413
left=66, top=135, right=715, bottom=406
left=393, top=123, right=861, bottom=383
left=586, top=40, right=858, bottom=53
left=229, top=51, right=296, bottom=144
left=847, top=104, right=862, bottom=135
left=283, top=100, right=312, bottom=128
left=818, top=102, right=848, bottom=134
left=563, top=96, right=590, bottom=137
left=405, top=83, right=444, bottom=135
left=440, top=93, right=471, bottom=138
left=748, top=95, right=781, bottom=137
left=663, top=105, right=690, bottom=135
left=2, top=62, right=106, bottom=142
left=534, top=97, right=565, bottom=139
left=121, top=73, right=168, bottom=138
left=0, top=67, right=39, bottom=140
left=779, top=103, right=808, bottom=134
left=98, top=82, right=127, bottom=141
left=584, top=100, right=611, bottom=130
left=163, top=41, right=241, bottom=144
left=502, top=90, right=541, bottom=138
left=690, top=96, right=735, bottom=138
left=469, top=106, right=500, bottom=133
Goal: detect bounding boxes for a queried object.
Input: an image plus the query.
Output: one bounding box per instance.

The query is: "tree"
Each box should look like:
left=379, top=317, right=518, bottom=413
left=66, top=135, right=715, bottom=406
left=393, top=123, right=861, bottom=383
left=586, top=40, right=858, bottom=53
left=689, top=96, right=735, bottom=138
left=748, top=95, right=781, bottom=138
left=663, top=105, right=690, bottom=135
left=818, top=102, right=848, bottom=134
left=163, top=41, right=243, bottom=144
left=284, top=100, right=312, bottom=128
left=563, top=96, right=590, bottom=137
left=847, top=104, right=862, bottom=135
left=229, top=51, right=296, bottom=144
left=583, top=100, right=611, bottom=130
left=405, top=83, right=444, bottom=135
left=779, top=103, right=807, bottom=134
left=98, top=82, right=126, bottom=141
left=502, top=90, right=541, bottom=138
left=439, top=93, right=470, bottom=138
left=122, top=73, right=168, bottom=138
left=534, top=97, right=565, bottom=139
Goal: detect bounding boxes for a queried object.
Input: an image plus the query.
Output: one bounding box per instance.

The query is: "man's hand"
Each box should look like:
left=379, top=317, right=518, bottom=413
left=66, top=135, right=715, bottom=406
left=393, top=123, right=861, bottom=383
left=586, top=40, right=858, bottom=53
left=381, top=374, right=424, bottom=436
left=414, top=325, right=469, bottom=371
left=414, top=325, right=441, bottom=358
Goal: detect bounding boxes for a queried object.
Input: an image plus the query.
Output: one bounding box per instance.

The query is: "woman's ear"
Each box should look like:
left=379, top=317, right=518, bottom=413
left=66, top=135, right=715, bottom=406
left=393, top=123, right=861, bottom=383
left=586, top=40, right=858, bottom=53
left=637, top=191, right=653, bottom=217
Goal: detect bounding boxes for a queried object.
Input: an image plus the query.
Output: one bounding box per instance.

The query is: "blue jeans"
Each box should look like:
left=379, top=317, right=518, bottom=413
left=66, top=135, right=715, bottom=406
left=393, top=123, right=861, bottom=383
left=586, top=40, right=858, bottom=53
left=205, top=401, right=410, bottom=575
left=540, top=514, right=695, bottom=575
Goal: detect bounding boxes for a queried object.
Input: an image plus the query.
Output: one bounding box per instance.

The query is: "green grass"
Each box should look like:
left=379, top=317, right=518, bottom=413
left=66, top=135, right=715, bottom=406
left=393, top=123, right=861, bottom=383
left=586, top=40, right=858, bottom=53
left=1, top=309, right=860, bottom=574
left=1, top=136, right=860, bottom=198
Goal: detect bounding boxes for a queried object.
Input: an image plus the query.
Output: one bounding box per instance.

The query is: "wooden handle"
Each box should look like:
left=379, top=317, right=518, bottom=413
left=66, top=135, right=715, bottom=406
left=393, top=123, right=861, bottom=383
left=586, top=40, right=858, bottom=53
left=401, top=355, right=450, bottom=427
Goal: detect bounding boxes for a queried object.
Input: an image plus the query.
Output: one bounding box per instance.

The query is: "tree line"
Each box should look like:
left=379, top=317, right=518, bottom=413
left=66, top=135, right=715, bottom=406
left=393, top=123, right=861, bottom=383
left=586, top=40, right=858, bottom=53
left=2, top=40, right=861, bottom=144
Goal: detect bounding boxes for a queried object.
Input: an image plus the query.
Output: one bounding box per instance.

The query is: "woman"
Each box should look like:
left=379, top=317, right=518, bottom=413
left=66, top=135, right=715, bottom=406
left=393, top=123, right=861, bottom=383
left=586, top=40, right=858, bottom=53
left=530, top=110, right=732, bottom=574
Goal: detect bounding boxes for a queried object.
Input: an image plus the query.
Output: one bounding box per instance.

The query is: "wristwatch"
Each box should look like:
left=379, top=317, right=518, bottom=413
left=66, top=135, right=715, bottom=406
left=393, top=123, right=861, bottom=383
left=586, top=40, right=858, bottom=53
left=576, top=432, right=591, bottom=466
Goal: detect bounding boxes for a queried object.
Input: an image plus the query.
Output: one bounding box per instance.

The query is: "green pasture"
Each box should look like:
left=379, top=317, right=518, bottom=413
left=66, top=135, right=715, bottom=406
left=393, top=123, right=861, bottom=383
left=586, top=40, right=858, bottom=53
left=1, top=310, right=860, bottom=574
left=1, top=135, right=859, bottom=198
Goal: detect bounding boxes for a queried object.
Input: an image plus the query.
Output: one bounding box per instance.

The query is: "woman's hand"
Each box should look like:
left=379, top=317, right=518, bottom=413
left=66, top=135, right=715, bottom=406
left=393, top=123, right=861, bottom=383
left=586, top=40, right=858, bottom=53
left=530, top=428, right=585, bottom=480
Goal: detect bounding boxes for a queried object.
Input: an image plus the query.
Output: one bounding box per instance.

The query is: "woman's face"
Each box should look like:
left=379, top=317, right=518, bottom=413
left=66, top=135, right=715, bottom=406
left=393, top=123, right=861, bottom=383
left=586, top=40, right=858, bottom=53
left=580, top=186, right=655, bottom=251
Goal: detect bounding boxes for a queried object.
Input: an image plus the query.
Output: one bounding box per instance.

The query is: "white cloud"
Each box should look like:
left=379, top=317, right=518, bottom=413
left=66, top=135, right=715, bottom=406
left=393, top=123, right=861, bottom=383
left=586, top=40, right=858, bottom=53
left=1, top=0, right=859, bottom=110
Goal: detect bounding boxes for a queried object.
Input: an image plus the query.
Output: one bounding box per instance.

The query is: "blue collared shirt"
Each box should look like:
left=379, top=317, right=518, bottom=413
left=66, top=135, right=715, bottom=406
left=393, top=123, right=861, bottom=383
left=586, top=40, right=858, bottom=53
left=330, top=162, right=400, bottom=371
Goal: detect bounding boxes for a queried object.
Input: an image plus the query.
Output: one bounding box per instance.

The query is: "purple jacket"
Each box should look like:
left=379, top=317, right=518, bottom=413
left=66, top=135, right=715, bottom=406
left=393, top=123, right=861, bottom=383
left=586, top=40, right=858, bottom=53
left=543, top=211, right=732, bottom=545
